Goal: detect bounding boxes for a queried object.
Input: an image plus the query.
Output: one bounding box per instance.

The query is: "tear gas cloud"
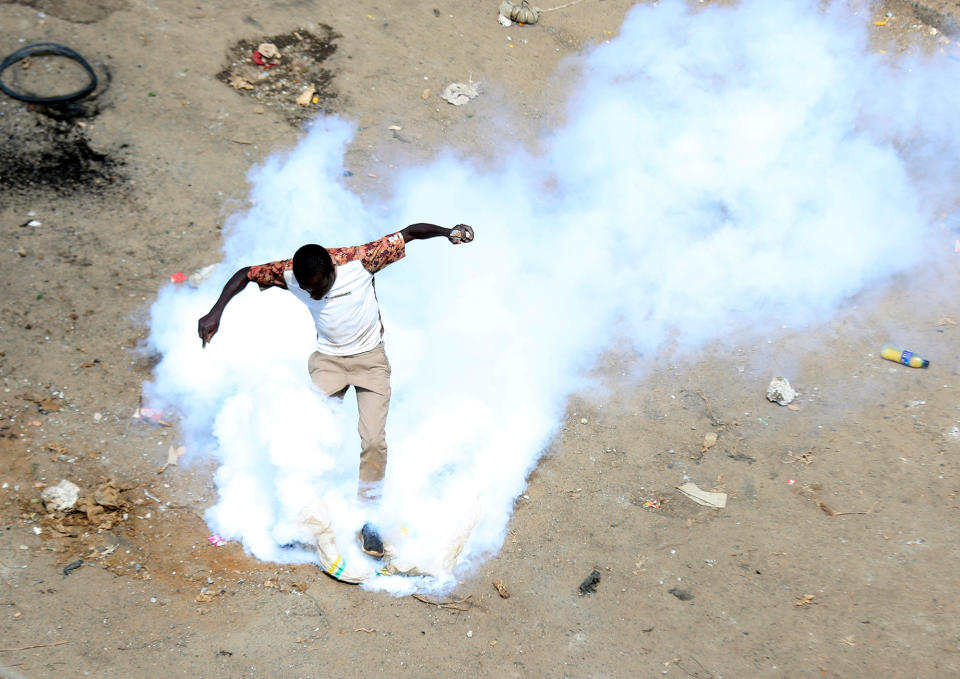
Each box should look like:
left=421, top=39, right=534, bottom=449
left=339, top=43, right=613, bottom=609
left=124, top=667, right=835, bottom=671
left=145, top=0, right=960, bottom=591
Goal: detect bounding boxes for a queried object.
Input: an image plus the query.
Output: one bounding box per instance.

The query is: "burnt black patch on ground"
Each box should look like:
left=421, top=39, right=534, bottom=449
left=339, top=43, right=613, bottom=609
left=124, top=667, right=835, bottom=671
left=217, top=27, right=340, bottom=127
left=0, top=105, right=125, bottom=199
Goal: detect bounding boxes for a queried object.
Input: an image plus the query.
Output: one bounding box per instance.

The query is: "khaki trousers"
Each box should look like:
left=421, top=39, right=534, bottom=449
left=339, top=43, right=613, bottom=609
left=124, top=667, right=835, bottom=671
left=308, top=342, right=391, bottom=502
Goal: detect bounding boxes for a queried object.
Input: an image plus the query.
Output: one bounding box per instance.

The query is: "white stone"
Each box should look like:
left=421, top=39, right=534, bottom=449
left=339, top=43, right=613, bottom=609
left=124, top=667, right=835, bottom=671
left=766, top=376, right=796, bottom=406
left=40, top=479, right=81, bottom=512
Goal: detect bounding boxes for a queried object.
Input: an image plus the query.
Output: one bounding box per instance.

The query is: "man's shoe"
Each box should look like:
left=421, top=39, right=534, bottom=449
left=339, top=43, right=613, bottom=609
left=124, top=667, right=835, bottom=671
left=359, top=523, right=384, bottom=559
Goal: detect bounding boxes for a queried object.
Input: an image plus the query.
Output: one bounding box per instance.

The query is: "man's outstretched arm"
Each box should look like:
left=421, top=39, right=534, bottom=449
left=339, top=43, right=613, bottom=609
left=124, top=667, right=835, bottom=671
left=197, top=266, right=252, bottom=347
left=400, top=223, right=474, bottom=244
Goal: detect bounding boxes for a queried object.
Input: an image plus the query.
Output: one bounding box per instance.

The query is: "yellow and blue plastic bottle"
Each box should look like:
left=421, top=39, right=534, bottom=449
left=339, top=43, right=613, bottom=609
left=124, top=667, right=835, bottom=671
left=880, top=345, right=929, bottom=368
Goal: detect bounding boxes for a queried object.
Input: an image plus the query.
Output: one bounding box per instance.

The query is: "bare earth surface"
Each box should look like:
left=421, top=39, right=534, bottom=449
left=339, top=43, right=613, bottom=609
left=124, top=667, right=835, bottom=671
left=2, top=1, right=960, bottom=677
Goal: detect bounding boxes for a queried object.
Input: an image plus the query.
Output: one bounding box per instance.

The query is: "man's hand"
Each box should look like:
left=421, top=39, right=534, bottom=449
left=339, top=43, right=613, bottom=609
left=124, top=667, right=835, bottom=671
left=447, top=224, right=475, bottom=244
left=198, top=310, right=221, bottom=348
left=196, top=267, right=253, bottom=348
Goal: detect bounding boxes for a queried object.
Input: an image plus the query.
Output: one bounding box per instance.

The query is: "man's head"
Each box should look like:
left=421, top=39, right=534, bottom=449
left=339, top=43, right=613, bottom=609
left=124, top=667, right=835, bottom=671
left=293, top=244, right=335, bottom=300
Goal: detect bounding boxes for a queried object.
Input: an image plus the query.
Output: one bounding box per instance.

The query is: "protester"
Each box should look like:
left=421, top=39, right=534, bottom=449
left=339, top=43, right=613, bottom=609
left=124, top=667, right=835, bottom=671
left=197, top=223, right=474, bottom=557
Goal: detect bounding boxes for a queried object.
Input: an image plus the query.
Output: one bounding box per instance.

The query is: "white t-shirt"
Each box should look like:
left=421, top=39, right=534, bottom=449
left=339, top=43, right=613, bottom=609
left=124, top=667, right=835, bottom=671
left=247, top=232, right=406, bottom=356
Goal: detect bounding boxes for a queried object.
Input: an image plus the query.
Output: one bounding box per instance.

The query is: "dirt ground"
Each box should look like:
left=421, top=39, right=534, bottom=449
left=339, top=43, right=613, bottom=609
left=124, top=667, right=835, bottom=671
left=2, top=0, right=960, bottom=677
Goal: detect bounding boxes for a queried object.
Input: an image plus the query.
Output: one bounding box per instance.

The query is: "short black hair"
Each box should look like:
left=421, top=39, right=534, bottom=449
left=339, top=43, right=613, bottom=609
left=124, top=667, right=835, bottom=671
left=292, top=244, right=334, bottom=285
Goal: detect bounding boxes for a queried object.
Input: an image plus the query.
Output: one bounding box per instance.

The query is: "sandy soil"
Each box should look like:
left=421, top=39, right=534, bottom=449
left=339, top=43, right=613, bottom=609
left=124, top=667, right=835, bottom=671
left=2, top=0, right=960, bottom=677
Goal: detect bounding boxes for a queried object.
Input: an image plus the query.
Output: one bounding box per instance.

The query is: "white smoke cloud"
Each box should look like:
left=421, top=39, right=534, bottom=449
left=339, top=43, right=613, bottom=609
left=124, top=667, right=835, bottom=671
left=145, top=0, right=960, bottom=592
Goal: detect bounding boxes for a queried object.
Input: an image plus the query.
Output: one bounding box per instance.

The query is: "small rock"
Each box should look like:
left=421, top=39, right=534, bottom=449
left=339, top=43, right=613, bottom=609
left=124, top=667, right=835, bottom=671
left=228, top=74, right=254, bottom=91
left=257, top=42, right=281, bottom=60
left=669, top=587, right=694, bottom=601
left=295, top=85, right=316, bottom=107
left=578, top=569, right=601, bottom=595
left=441, top=81, right=480, bottom=106
left=766, top=376, right=796, bottom=406
left=40, top=479, right=81, bottom=512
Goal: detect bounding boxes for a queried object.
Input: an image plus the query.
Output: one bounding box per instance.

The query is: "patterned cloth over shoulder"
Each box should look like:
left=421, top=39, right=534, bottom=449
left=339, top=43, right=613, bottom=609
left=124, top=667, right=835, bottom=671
left=247, top=232, right=405, bottom=289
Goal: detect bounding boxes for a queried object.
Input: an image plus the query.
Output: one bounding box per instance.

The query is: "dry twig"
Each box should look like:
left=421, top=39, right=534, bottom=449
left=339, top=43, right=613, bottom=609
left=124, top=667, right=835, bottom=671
left=0, top=640, right=70, bottom=652
left=411, top=593, right=472, bottom=611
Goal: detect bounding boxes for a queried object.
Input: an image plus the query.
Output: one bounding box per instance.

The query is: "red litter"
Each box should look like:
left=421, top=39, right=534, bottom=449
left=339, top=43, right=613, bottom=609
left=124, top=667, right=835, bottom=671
left=170, top=272, right=188, bottom=283
left=251, top=50, right=276, bottom=69
left=208, top=534, right=226, bottom=547
left=133, top=406, right=172, bottom=427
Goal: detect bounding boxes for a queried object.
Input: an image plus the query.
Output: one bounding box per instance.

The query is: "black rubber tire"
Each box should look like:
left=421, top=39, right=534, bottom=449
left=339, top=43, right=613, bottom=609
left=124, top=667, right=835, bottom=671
left=0, top=42, right=98, bottom=104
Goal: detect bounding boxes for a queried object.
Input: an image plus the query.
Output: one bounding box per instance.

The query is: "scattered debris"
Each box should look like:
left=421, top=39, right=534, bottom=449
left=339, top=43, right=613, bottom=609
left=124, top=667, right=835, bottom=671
left=22, top=394, right=61, bottom=414
left=169, top=272, right=187, bottom=283
left=783, top=451, right=815, bottom=465
left=62, top=559, right=83, bottom=576
left=497, top=0, right=587, bottom=26
left=0, top=641, right=71, bottom=652
left=251, top=49, right=277, bottom=68
left=701, top=431, right=718, bottom=454
left=642, top=499, right=661, bottom=510
left=411, top=594, right=472, bottom=610
left=442, top=81, right=480, bottom=106
left=194, top=591, right=223, bottom=603
left=188, top=264, right=218, bottom=287
left=578, top=569, right=601, bottom=595
left=668, top=588, right=694, bottom=601
left=499, top=0, right=540, bottom=25
left=676, top=482, right=727, bottom=508
left=817, top=499, right=879, bottom=517
left=208, top=534, right=227, bottom=547
left=936, top=317, right=957, bottom=327
left=159, top=445, right=186, bottom=473
left=295, top=85, right=316, bottom=106
left=217, top=28, right=340, bottom=126
left=493, top=579, right=510, bottom=598
left=795, top=594, right=817, bottom=607
left=75, top=480, right=135, bottom=529
left=766, top=376, right=796, bottom=406
left=133, top=405, right=171, bottom=427
left=228, top=74, right=254, bottom=90
left=421, top=88, right=431, bottom=99
left=498, top=13, right=513, bottom=26
left=41, top=479, right=81, bottom=512
left=257, top=43, right=281, bottom=61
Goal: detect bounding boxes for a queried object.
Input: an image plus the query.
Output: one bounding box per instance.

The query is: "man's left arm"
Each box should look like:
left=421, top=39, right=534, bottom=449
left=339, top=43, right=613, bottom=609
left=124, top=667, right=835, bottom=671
left=400, top=223, right=475, bottom=245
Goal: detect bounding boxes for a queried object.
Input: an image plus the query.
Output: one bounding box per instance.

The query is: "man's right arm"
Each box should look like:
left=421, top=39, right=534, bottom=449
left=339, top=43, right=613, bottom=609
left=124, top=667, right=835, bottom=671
left=198, top=266, right=252, bottom=347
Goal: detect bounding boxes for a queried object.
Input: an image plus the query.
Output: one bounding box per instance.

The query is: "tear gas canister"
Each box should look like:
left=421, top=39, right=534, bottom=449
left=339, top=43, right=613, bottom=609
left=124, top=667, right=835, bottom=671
left=880, top=345, right=929, bottom=368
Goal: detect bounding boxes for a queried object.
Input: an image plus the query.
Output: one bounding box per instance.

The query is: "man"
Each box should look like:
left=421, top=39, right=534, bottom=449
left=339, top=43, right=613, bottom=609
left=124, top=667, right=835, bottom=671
left=197, top=222, right=475, bottom=558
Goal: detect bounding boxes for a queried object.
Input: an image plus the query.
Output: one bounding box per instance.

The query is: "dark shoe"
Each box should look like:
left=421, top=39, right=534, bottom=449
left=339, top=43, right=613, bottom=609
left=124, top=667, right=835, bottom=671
left=359, top=523, right=384, bottom=559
